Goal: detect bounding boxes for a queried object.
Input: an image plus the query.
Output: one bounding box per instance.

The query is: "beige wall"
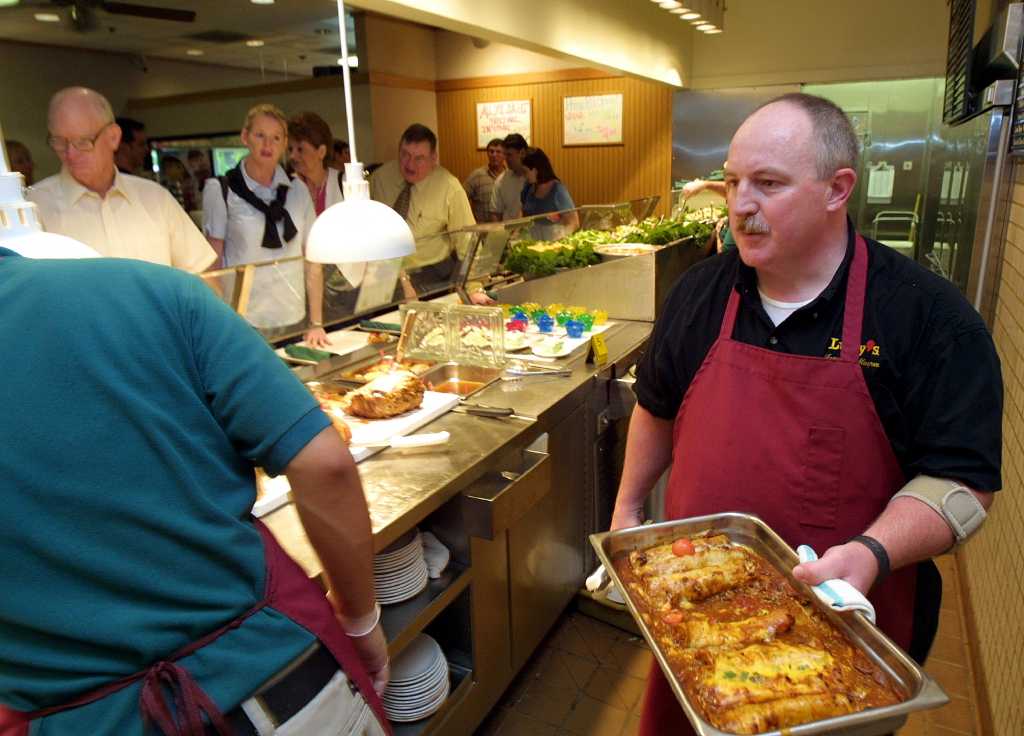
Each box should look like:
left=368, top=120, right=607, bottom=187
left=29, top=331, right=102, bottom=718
left=368, top=86, right=439, bottom=163
left=348, top=0, right=692, bottom=87
left=434, top=31, right=580, bottom=80
left=689, top=0, right=950, bottom=89
left=963, top=163, right=1024, bottom=736
left=363, top=13, right=438, bottom=80
left=0, top=40, right=286, bottom=180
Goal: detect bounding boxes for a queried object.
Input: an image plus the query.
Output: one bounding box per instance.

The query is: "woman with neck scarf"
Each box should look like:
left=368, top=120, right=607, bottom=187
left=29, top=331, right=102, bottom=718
left=202, top=103, right=319, bottom=340
left=287, top=112, right=350, bottom=348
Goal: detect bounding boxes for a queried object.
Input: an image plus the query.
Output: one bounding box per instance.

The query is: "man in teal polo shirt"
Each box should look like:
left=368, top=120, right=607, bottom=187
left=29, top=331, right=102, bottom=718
left=0, top=248, right=389, bottom=734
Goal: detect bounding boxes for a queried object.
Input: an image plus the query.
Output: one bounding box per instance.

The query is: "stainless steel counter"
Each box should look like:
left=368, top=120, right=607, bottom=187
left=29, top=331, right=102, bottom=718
left=263, top=319, right=653, bottom=579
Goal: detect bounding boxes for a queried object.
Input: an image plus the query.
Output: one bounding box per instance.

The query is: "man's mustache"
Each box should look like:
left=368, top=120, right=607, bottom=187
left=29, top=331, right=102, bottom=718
left=740, top=214, right=771, bottom=234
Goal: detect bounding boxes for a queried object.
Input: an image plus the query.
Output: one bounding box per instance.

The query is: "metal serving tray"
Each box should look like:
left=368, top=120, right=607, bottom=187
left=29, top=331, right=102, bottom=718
left=589, top=513, right=949, bottom=736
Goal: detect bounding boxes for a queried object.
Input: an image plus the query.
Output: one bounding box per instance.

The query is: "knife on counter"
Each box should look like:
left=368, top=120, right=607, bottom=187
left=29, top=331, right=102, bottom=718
left=453, top=402, right=536, bottom=422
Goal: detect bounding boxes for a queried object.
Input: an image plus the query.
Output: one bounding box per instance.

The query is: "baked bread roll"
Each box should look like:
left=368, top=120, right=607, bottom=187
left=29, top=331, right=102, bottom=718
left=339, top=370, right=425, bottom=419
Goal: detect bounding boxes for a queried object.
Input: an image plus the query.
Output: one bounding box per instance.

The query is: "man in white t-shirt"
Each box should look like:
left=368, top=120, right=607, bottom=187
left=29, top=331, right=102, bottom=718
left=202, top=103, right=317, bottom=333
left=28, top=87, right=215, bottom=274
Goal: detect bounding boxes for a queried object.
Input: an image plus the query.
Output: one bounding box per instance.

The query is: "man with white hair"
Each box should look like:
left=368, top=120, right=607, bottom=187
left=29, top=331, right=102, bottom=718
left=28, top=86, right=214, bottom=273
left=611, top=93, right=1002, bottom=735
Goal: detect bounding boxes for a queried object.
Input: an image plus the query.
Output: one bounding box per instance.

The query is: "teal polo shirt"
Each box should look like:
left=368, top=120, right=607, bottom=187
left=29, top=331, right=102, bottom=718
left=0, top=249, right=331, bottom=734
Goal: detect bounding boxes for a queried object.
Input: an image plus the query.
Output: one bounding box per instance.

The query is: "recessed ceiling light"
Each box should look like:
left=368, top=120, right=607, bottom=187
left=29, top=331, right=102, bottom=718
left=680, top=12, right=701, bottom=20
left=245, top=39, right=265, bottom=47
left=250, top=0, right=275, bottom=4
left=0, top=0, right=20, bottom=7
left=34, top=12, right=61, bottom=22
left=186, top=48, right=204, bottom=56
left=659, top=1, right=682, bottom=8
left=697, top=23, right=716, bottom=31
left=703, top=28, right=723, bottom=34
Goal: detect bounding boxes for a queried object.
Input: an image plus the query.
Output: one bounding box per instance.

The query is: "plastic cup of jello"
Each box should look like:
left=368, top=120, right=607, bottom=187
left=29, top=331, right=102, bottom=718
left=546, top=303, right=564, bottom=317
left=565, top=320, right=585, bottom=339
left=537, top=313, right=555, bottom=333
left=556, top=310, right=572, bottom=326
left=592, top=309, right=608, bottom=325
left=578, top=313, right=595, bottom=332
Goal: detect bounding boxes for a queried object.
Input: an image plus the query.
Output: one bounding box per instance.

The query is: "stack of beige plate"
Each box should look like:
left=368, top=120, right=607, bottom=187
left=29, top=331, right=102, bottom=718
left=374, top=529, right=429, bottom=605
left=383, top=634, right=450, bottom=723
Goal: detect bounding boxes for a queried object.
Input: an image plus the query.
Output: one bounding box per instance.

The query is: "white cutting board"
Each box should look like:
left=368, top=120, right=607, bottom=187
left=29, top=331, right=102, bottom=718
left=252, top=390, right=460, bottom=518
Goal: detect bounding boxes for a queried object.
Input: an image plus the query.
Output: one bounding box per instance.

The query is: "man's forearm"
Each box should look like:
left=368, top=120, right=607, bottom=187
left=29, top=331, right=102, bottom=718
left=287, top=428, right=376, bottom=620
left=864, top=489, right=995, bottom=571
left=611, top=404, right=675, bottom=528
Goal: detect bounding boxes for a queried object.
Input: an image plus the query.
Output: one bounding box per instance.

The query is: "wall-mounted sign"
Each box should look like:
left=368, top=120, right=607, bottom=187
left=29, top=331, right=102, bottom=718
left=475, top=100, right=532, bottom=149
left=563, top=93, right=623, bottom=146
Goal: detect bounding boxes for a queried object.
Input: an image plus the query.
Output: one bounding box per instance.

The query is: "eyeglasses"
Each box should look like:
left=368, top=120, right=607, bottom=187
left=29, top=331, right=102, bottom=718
left=47, top=122, right=113, bottom=154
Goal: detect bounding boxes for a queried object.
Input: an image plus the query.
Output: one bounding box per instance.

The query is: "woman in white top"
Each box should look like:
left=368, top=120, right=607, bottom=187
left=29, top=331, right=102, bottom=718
left=287, top=112, right=345, bottom=347
left=202, top=103, right=318, bottom=337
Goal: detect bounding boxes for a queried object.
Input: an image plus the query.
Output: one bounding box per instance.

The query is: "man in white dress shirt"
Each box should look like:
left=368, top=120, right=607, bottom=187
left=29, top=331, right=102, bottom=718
left=28, top=87, right=215, bottom=274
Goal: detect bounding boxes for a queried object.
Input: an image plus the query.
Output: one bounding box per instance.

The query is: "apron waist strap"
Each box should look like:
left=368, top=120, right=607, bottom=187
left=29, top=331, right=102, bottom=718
left=140, top=661, right=230, bottom=736
left=21, top=596, right=269, bottom=730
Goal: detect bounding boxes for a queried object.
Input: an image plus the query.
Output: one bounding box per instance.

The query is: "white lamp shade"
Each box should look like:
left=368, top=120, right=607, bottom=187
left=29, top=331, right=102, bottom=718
left=306, top=198, right=415, bottom=264
left=3, top=230, right=100, bottom=259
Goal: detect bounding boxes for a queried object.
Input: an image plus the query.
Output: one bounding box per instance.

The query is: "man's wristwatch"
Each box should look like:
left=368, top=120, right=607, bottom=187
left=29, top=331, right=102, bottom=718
left=848, top=534, right=890, bottom=584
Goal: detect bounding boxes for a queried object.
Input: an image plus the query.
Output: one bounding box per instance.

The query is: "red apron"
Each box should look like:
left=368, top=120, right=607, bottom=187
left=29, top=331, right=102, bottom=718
left=1, top=520, right=389, bottom=736
left=638, top=235, right=915, bottom=736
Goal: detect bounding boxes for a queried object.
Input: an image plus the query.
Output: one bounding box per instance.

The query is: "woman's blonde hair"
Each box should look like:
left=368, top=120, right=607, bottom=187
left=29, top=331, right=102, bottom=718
left=243, top=103, right=288, bottom=136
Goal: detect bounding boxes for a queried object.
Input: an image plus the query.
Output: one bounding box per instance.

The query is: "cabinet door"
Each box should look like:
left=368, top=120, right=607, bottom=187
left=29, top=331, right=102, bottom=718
left=508, top=404, right=587, bottom=671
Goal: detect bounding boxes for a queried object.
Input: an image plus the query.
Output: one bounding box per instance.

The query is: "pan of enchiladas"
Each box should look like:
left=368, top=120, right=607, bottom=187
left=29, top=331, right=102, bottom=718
left=590, top=513, right=948, bottom=735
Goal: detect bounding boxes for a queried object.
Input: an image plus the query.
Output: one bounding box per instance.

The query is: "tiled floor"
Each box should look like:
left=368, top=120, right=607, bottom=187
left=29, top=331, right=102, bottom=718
left=475, top=553, right=984, bottom=736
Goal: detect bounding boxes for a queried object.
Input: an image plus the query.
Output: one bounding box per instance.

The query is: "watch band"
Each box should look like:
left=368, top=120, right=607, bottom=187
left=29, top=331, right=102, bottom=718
left=848, top=534, right=890, bottom=584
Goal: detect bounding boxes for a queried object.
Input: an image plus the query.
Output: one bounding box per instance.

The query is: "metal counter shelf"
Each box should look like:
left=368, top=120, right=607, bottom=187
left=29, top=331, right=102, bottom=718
left=262, top=319, right=653, bottom=573
left=590, top=514, right=949, bottom=736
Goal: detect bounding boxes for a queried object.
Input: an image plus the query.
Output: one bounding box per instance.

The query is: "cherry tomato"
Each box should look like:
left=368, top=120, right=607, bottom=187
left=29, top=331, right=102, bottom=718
left=672, top=538, right=696, bottom=556
left=662, top=611, right=684, bottom=625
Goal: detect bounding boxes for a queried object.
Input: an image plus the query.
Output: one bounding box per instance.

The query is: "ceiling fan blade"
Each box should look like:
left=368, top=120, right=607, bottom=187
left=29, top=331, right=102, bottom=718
left=100, top=2, right=196, bottom=23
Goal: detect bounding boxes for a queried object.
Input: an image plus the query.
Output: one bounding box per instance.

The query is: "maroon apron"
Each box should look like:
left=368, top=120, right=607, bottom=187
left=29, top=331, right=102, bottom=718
left=2, top=520, right=389, bottom=736
left=638, top=235, right=915, bottom=736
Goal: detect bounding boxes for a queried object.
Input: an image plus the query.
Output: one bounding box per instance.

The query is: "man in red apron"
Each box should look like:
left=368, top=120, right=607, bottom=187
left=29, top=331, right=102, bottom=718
left=0, top=250, right=390, bottom=735
left=610, top=94, right=1001, bottom=735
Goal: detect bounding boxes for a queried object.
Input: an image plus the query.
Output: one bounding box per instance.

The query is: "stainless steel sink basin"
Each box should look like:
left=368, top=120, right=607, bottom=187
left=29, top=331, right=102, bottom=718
left=420, top=362, right=502, bottom=398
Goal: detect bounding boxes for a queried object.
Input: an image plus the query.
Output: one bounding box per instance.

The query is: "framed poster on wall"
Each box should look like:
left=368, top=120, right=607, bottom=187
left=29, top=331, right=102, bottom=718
left=475, top=100, right=532, bottom=149
left=563, top=93, right=623, bottom=146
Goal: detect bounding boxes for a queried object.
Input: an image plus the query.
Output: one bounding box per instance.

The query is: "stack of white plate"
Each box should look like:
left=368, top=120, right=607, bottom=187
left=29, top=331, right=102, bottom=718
left=374, top=529, right=429, bottom=605
left=383, top=634, right=450, bottom=723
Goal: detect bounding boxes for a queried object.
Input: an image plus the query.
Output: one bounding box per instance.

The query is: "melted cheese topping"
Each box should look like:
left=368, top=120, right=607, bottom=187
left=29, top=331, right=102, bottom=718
left=711, top=643, right=832, bottom=687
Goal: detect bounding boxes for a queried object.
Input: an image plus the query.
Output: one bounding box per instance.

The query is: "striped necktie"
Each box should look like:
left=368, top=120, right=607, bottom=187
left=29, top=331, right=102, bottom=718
left=392, top=181, right=413, bottom=221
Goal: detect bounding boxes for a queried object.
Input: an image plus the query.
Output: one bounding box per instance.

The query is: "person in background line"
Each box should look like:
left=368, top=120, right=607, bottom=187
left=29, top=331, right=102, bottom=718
left=489, top=132, right=528, bottom=221
left=114, top=116, right=150, bottom=176
left=681, top=176, right=734, bottom=252
left=520, top=147, right=579, bottom=240
left=463, top=137, right=505, bottom=223
left=202, top=103, right=319, bottom=336
left=186, top=148, right=212, bottom=194
left=28, top=87, right=214, bottom=273
left=0, top=248, right=389, bottom=736
left=4, top=139, right=34, bottom=186
left=610, top=93, right=1001, bottom=736
left=370, top=122, right=490, bottom=302
left=159, top=154, right=195, bottom=212
left=332, top=138, right=351, bottom=168
left=288, top=111, right=347, bottom=348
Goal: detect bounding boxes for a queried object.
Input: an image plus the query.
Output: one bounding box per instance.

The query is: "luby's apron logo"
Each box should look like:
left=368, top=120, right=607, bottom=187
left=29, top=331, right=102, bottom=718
left=826, top=337, right=882, bottom=368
